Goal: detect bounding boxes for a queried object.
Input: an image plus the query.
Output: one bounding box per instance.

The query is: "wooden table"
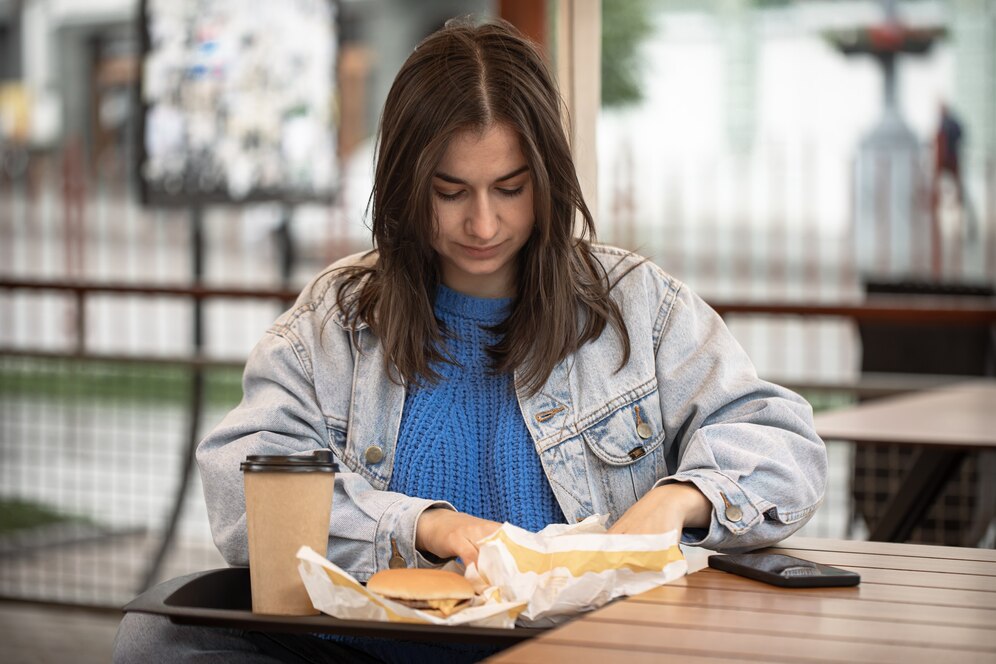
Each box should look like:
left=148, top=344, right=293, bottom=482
left=813, top=379, right=996, bottom=543
left=487, top=537, right=996, bottom=663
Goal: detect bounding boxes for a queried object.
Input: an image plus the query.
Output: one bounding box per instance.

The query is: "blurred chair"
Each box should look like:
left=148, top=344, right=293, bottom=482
left=852, top=279, right=996, bottom=547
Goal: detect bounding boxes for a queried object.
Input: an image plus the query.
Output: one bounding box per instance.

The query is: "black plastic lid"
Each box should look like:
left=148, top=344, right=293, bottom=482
left=240, top=449, right=339, bottom=473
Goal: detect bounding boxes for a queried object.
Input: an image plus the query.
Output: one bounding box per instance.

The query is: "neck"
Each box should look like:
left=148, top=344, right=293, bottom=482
left=440, top=268, right=516, bottom=299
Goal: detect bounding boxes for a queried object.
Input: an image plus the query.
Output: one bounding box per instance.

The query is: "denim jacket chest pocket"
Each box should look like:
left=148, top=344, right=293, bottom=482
left=578, top=387, right=668, bottom=522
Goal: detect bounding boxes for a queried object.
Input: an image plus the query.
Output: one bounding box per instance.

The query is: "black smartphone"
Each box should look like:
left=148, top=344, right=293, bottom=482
left=708, top=552, right=861, bottom=588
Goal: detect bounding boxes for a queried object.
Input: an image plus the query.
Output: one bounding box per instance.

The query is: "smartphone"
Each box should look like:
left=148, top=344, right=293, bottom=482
left=708, top=552, right=860, bottom=588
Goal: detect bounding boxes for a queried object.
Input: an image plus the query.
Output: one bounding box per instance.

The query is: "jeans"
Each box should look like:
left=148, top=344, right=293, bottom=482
left=112, top=612, right=500, bottom=663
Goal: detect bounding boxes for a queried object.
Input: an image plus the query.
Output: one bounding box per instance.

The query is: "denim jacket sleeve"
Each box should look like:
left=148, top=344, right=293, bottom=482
left=652, top=282, right=828, bottom=551
left=196, top=295, right=452, bottom=582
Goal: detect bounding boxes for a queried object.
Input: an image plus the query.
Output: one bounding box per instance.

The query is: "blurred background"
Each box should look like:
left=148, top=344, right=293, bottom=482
left=0, top=0, right=994, bottom=660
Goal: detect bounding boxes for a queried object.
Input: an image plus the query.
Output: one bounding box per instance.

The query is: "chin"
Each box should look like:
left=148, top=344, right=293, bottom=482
left=454, top=258, right=504, bottom=276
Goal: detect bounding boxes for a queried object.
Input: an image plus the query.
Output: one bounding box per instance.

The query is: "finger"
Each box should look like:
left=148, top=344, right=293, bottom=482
left=454, top=541, right=479, bottom=566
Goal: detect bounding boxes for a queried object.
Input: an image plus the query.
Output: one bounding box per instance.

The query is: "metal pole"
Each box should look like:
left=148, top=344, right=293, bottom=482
left=139, top=205, right=205, bottom=592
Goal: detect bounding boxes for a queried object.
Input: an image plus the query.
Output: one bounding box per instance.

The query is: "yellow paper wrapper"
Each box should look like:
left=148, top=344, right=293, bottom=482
left=295, top=546, right=527, bottom=627
left=469, top=515, right=687, bottom=627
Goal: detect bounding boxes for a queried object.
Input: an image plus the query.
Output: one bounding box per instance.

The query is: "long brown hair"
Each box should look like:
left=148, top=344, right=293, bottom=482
left=335, top=17, right=630, bottom=396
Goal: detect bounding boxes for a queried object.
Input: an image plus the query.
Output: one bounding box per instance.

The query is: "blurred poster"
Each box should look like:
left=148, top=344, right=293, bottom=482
left=138, top=0, right=337, bottom=205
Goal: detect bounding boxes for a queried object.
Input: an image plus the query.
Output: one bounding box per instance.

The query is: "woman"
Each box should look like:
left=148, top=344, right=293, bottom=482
left=115, top=17, right=826, bottom=663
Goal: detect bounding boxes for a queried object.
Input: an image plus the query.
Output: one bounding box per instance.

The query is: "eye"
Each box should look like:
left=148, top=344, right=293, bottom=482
left=497, top=186, right=525, bottom=198
left=434, top=189, right=464, bottom=202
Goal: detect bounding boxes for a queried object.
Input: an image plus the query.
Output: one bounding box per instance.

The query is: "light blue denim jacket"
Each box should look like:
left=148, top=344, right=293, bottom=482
left=197, top=245, right=827, bottom=581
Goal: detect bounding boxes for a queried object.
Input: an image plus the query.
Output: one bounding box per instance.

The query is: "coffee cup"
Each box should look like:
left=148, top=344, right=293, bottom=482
left=240, top=449, right=338, bottom=615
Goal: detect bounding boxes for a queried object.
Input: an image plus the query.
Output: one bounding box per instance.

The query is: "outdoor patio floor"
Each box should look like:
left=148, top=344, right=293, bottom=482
left=0, top=600, right=122, bottom=664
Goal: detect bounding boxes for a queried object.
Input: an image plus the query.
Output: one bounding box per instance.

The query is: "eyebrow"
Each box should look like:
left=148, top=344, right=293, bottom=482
left=433, top=165, right=530, bottom=185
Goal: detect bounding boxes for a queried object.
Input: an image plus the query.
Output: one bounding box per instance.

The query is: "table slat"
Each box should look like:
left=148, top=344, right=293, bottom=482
left=589, top=601, right=996, bottom=650
left=680, top=569, right=996, bottom=608
left=631, top=585, right=996, bottom=628
left=763, top=548, right=996, bottom=576
left=535, top=621, right=993, bottom=664
left=776, top=537, right=996, bottom=563
left=488, top=642, right=756, bottom=664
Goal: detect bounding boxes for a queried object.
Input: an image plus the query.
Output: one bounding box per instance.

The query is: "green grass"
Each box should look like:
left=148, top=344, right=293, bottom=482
left=0, top=357, right=244, bottom=408
left=0, top=498, right=89, bottom=534
left=801, top=389, right=858, bottom=413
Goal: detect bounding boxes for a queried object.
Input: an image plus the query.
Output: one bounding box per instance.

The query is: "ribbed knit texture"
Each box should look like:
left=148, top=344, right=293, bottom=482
left=388, top=284, right=566, bottom=532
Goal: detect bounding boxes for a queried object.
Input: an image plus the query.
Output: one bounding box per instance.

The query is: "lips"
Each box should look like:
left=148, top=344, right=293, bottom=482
left=459, top=243, right=503, bottom=258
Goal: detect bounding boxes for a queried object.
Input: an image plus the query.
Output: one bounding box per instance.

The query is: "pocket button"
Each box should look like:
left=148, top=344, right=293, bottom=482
left=636, top=422, right=653, bottom=439
left=365, top=445, right=384, bottom=464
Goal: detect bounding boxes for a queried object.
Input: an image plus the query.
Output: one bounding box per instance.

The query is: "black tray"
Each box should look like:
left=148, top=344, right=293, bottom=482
left=123, top=568, right=545, bottom=645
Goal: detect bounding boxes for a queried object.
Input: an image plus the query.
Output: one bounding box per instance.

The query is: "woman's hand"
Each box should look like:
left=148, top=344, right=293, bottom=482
left=415, top=509, right=501, bottom=565
left=608, top=483, right=712, bottom=535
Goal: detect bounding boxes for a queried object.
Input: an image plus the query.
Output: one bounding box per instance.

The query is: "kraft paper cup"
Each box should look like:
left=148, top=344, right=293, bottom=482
left=241, top=449, right=338, bottom=615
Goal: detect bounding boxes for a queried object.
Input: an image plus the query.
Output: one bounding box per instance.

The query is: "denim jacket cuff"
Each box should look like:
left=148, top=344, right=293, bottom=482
left=374, top=497, right=455, bottom=571
left=654, top=470, right=766, bottom=550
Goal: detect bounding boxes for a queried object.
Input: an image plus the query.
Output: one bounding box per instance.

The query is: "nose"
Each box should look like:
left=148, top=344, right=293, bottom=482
left=465, top=192, right=499, bottom=242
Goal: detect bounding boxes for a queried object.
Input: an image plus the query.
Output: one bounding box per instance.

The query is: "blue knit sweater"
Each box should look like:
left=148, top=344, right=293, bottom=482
left=326, top=286, right=566, bottom=663
left=389, top=284, right=565, bottom=532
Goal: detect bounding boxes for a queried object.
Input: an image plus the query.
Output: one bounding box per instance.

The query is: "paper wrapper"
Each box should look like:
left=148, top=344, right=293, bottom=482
left=296, top=514, right=687, bottom=629
left=469, top=515, right=687, bottom=627
left=296, top=546, right=527, bottom=627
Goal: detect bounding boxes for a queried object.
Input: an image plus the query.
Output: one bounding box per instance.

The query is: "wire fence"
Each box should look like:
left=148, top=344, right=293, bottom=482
left=0, top=355, right=236, bottom=605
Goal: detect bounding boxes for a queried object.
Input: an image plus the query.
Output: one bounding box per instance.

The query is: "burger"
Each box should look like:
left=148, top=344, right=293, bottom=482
left=366, top=568, right=476, bottom=617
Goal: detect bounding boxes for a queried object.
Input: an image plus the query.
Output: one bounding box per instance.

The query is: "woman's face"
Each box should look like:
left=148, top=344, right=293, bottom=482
left=430, top=123, right=535, bottom=298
